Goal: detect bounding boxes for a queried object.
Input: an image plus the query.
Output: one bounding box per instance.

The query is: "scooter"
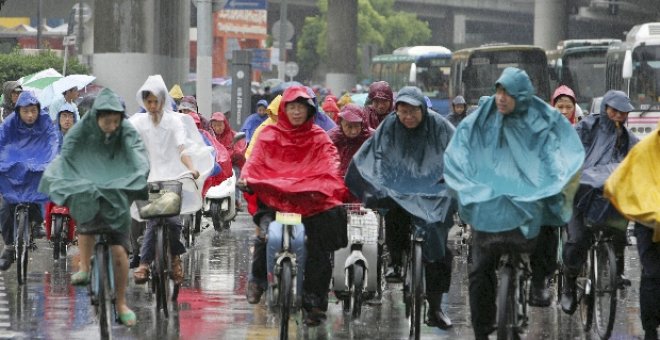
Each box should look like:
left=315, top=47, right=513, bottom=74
left=203, top=171, right=237, bottom=231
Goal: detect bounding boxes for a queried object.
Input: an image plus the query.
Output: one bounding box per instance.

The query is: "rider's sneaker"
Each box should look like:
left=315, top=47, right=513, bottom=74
left=0, top=247, right=15, bottom=271
left=426, top=308, right=452, bottom=329
left=246, top=281, right=264, bottom=304
left=617, top=274, right=632, bottom=289
left=560, top=275, right=578, bottom=315
left=528, top=279, right=552, bottom=307
left=170, top=255, right=184, bottom=285
left=385, top=265, right=402, bottom=281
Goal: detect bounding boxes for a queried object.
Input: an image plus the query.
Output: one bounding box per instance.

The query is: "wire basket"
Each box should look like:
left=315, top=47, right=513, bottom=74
left=135, top=181, right=183, bottom=219
left=344, top=204, right=379, bottom=244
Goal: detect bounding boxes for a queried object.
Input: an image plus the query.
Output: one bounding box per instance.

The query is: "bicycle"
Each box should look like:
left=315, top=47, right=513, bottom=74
left=265, top=211, right=306, bottom=340
left=454, top=212, right=472, bottom=263
left=181, top=212, right=196, bottom=248
left=576, top=223, right=620, bottom=340
left=135, top=180, right=184, bottom=318
left=331, top=203, right=379, bottom=319
left=14, top=203, right=38, bottom=285
left=87, top=233, right=117, bottom=339
left=403, top=224, right=425, bottom=340
left=50, top=204, right=75, bottom=260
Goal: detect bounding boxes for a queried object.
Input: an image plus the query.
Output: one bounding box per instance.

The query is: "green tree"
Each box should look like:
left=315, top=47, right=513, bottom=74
left=296, top=0, right=431, bottom=82
left=0, top=50, right=88, bottom=83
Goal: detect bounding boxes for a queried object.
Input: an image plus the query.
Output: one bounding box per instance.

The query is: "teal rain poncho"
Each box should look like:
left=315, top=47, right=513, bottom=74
left=444, top=67, right=585, bottom=238
left=39, top=88, right=149, bottom=233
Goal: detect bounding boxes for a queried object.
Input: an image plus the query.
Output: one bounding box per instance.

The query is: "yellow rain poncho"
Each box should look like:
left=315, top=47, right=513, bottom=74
left=605, top=123, right=660, bottom=241
left=245, top=95, right=281, bottom=159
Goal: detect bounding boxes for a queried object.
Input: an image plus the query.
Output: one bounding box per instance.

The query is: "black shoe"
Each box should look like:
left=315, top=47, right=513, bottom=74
left=385, top=265, right=402, bottom=281
left=0, top=247, right=15, bottom=271
left=616, top=274, right=631, bottom=289
left=246, top=281, right=264, bottom=304
left=426, top=292, right=452, bottom=329
left=528, top=280, right=552, bottom=307
left=129, top=255, right=140, bottom=269
left=560, top=275, right=577, bottom=315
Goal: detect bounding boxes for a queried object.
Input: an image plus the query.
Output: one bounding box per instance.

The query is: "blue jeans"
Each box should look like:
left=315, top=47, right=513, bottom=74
left=139, top=216, right=186, bottom=264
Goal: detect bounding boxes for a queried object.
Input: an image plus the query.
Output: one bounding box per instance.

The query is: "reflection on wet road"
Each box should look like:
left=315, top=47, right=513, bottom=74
left=0, top=213, right=645, bottom=339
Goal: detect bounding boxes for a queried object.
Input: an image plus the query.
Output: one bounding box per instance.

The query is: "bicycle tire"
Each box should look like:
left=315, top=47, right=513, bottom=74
left=182, top=215, right=193, bottom=248
left=194, top=210, right=202, bottom=234
left=351, top=263, right=365, bottom=319
left=579, top=250, right=594, bottom=332
left=155, top=225, right=169, bottom=317
left=210, top=201, right=222, bottom=231
left=496, top=265, right=517, bottom=340
left=279, top=259, right=292, bottom=340
left=594, top=242, right=617, bottom=339
left=52, top=215, right=63, bottom=260
left=15, top=209, right=29, bottom=285
left=410, top=242, right=423, bottom=340
left=96, top=244, right=113, bottom=339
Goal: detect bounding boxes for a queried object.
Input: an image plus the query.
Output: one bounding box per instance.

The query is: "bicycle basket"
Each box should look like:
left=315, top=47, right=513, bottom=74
left=135, top=181, right=183, bottom=219
left=345, top=204, right=379, bottom=244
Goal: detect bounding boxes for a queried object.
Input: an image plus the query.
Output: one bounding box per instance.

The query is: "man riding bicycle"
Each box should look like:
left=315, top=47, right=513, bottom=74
left=0, top=91, right=59, bottom=271
left=39, top=88, right=148, bottom=327
left=444, top=67, right=584, bottom=340
left=346, top=86, right=457, bottom=329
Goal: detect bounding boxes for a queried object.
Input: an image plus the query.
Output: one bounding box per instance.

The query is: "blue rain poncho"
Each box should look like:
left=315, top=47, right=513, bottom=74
left=345, top=86, right=456, bottom=260
left=0, top=91, right=59, bottom=204
left=444, top=67, right=585, bottom=238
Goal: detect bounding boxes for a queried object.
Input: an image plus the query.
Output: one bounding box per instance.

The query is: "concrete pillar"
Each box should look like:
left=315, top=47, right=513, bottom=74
left=92, top=0, right=189, bottom=114
left=326, top=0, right=357, bottom=96
left=454, top=14, right=466, bottom=48
left=534, top=0, right=567, bottom=50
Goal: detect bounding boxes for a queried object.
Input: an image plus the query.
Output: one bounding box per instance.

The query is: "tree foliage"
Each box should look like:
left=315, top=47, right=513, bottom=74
left=0, top=50, right=87, bottom=83
left=297, top=0, right=432, bottom=81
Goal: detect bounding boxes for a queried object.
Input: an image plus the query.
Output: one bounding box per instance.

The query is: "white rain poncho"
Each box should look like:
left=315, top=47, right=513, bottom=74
left=129, top=75, right=214, bottom=218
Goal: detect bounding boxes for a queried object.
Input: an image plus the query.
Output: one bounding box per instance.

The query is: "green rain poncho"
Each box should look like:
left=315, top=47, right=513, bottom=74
left=39, top=88, right=149, bottom=233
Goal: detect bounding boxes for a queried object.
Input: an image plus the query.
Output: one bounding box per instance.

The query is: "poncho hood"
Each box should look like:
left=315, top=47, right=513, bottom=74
left=551, top=85, right=577, bottom=124
left=39, top=88, right=149, bottom=232
left=444, top=67, right=585, bottom=238
left=345, top=86, right=456, bottom=224
left=241, top=86, right=346, bottom=216
left=328, top=104, right=373, bottom=177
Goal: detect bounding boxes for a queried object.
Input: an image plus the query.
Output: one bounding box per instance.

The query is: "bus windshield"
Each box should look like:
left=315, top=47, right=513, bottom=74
left=631, top=45, right=660, bottom=107
left=561, top=51, right=607, bottom=105
left=465, top=50, right=549, bottom=103
left=415, top=57, right=451, bottom=99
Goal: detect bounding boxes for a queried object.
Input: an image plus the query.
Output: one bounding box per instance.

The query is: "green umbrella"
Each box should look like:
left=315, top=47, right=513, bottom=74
left=18, top=68, right=64, bottom=93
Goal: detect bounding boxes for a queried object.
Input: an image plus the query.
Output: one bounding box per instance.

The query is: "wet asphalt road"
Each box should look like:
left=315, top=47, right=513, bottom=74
left=0, top=212, right=647, bottom=339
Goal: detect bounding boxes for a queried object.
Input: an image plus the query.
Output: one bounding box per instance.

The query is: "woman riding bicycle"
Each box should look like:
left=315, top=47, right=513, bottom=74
left=0, top=90, right=59, bottom=271
left=345, top=85, right=457, bottom=329
left=444, top=67, right=584, bottom=339
left=39, top=88, right=149, bottom=327
left=240, top=85, right=348, bottom=327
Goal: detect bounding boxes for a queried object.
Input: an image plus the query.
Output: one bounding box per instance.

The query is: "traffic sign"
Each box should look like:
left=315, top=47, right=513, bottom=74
left=224, top=0, right=267, bottom=10
left=272, top=20, right=294, bottom=42
left=63, top=35, right=77, bottom=46
left=285, top=62, right=299, bottom=78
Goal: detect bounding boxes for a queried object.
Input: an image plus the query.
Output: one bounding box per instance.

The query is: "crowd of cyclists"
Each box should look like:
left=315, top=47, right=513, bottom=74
left=0, top=65, right=658, bottom=339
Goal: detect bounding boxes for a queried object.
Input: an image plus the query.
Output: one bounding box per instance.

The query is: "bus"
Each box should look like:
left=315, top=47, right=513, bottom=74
left=449, top=44, right=551, bottom=106
left=547, top=39, right=621, bottom=111
left=606, top=22, right=660, bottom=138
left=370, top=46, right=452, bottom=115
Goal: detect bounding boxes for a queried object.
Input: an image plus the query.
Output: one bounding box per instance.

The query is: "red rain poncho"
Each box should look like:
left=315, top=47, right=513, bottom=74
left=209, top=111, right=247, bottom=168
left=191, top=112, right=233, bottom=196
left=327, top=104, right=374, bottom=177
left=241, top=86, right=347, bottom=216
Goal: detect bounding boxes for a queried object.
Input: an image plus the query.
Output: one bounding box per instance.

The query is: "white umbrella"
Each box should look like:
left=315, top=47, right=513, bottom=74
left=40, top=74, right=96, bottom=108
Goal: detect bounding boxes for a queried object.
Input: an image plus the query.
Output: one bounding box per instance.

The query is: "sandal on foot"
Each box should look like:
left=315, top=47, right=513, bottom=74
left=71, top=271, right=90, bottom=286
left=118, top=310, right=137, bottom=327
left=133, top=265, right=150, bottom=284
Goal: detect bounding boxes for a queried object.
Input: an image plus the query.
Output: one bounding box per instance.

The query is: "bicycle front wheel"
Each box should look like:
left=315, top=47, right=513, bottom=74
left=351, top=263, right=365, bottom=319
left=579, top=251, right=594, bottom=332
left=496, top=265, right=517, bottom=340
left=410, top=242, right=423, bottom=340
left=52, top=215, right=64, bottom=260
left=96, top=245, right=114, bottom=339
left=155, top=226, right=171, bottom=317
left=594, top=242, right=617, bottom=339
left=279, top=259, right=293, bottom=340
left=15, top=209, right=29, bottom=285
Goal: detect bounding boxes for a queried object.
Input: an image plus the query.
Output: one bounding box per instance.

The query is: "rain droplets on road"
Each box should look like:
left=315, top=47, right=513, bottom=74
left=0, top=213, right=645, bottom=339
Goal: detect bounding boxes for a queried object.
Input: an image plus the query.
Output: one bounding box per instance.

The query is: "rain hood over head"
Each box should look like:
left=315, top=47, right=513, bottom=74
left=169, top=84, right=184, bottom=101
left=241, top=106, right=269, bottom=144
left=328, top=103, right=374, bottom=177
left=241, top=85, right=347, bottom=216
left=345, top=86, right=455, bottom=224
left=39, top=88, right=149, bottom=233
left=551, top=85, right=577, bottom=124
left=0, top=91, right=59, bottom=204
left=444, top=67, right=585, bottom=238
left=2, top=81, right=22, bottom=119
left=245, top=95, right=281, bottom=159
left=210, top=111, right=247, bottom=167
left=365, top=81, right=394, bottom=128
left=55, top=102, right=79, bottom=150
